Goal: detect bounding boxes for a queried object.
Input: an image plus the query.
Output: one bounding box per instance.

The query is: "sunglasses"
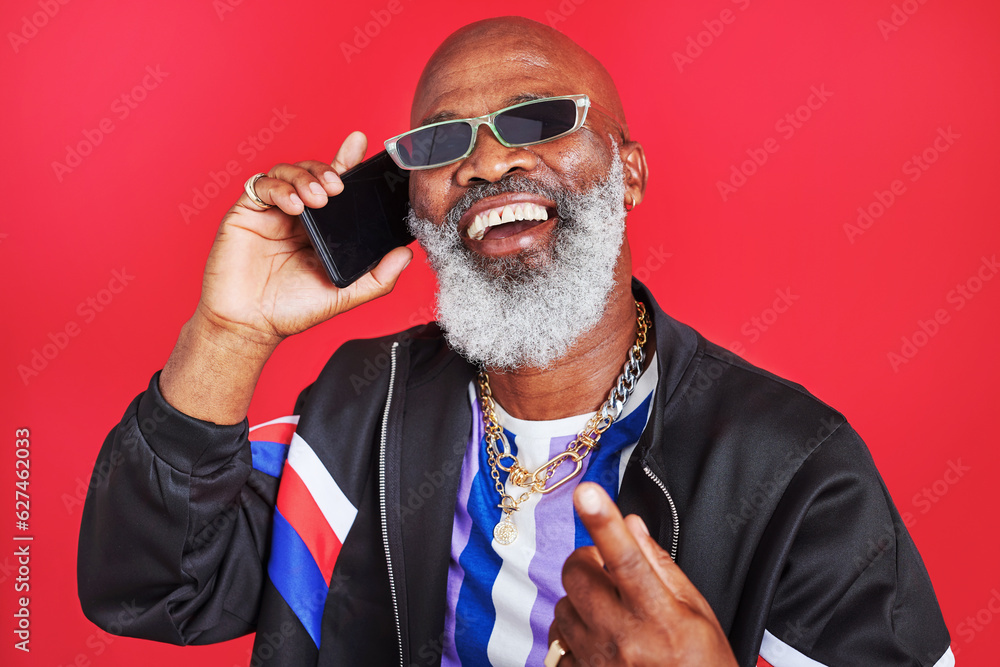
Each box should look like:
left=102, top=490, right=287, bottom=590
left=384, top=94, right=624, bottom=170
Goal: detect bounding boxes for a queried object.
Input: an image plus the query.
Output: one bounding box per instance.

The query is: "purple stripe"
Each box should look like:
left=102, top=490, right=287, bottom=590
left=524, top=434, right=589, bottom=666
left=441, top=395, right=484, bottom=667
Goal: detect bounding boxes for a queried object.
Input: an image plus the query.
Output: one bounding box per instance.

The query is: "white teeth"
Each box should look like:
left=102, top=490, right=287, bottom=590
left=466, top=202, right=551, bottom=241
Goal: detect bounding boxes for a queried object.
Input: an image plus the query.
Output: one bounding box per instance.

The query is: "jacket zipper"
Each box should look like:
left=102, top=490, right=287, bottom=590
left=379, top=342, right=404, bottom=667
left=642, top=464, right=680, bottom=562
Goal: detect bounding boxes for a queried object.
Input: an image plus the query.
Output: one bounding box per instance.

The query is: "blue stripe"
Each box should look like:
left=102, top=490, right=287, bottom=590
left=267, top=509, right=328, bottom=648
left=454, top=430, right=515, bottom=665
left=250, top=440, right=289, bottom=477
left=575, top=394, right=654, bottom=549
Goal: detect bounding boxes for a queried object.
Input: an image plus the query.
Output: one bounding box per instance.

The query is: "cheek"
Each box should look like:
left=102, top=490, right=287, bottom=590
left=541, top=134, right=613, bottom=188
left=409, top=172, right=454, bottom=221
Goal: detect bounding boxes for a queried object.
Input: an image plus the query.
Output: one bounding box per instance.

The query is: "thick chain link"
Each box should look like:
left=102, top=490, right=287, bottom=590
left=478, top=301, right=649, bottom=514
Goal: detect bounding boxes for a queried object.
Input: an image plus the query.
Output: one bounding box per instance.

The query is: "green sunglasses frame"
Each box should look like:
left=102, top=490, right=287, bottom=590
left=383, top=94, right=625, bottom=171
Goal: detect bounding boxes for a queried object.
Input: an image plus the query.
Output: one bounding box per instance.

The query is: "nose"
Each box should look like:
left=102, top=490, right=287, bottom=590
left=454, top=123, right=539, bottom=186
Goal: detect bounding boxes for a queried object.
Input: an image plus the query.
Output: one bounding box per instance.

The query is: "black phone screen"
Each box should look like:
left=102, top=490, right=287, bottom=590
left=298, top=150, right=413, bottom=288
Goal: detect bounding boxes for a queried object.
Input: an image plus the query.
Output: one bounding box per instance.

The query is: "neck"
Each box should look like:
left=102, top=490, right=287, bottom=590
left=483, top=260, right=645, bottom=421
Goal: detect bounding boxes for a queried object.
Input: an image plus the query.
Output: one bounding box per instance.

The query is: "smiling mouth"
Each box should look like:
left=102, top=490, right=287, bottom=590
left=466, top=202, right=554, bottom=241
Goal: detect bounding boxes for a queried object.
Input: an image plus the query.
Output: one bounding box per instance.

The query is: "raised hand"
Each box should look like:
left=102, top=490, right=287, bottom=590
left=199, top=130, right=412, bottom=347
left=160, top=131, right=412, bottom=424
left=548, top=483, right=738, bottom=666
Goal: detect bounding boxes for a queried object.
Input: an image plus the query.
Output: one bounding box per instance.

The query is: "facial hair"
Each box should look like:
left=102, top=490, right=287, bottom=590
left=406, top=147, right=627, bottom=371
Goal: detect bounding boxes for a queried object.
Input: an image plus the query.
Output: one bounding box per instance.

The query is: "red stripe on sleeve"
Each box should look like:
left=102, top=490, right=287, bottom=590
left=275, top=464, right=343, bottom=582
left=249, top=422, right=297, bottom=446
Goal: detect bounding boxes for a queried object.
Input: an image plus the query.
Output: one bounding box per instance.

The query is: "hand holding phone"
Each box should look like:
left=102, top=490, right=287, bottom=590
left=298, top=150, right=414, bottom=288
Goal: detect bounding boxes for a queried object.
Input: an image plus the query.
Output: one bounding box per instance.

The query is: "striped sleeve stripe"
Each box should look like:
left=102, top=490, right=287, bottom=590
left=249, top=416, right=300, bottom=443
left=249, top=416, right=299, bottom=476
left=264, top=427, right=357, bottom=650
left=758, top=630, right=829, bottom=667
left=287, top=433, right=358, bottom=541
left=758, top=630, right=956, bottom=667
left=250, top=441, right=289, bottom=477
left=933, top=647, right=956, bottom=667
left=268, top=509, right=328, bottom=648
left=276, top=464, right=344, bottom=582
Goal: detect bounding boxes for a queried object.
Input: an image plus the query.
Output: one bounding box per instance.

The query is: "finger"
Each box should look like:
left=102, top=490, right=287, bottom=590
left=625, top=515, right=717, bottom=620
left=561, top=546, right=622, bottom=630
left=268, top=162, right=337, bottom=210
left=295, top=159, right=348, bottom=197
left=237, top=173, right=304, bottom=216
left=332, top=130, right=368, bottom=175
left=546, top=621, right=576, bottom=666
left=334, top=245, right=413, bottom=312
left=551, top=597, right=589, bottom=662
left=574, top=482, right=678, bottom=615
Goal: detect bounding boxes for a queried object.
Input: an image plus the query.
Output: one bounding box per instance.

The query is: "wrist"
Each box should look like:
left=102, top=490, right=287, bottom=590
left=159, top=310, right=279, bottom=424
left=190, top=303, right=284, bottom=356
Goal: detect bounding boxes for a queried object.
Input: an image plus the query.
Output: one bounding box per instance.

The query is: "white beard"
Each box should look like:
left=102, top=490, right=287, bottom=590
left=406, top=146, right=627, bottom=371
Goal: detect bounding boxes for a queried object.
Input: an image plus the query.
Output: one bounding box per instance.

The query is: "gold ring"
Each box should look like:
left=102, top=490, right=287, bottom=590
left=544, top=639, right=567, bottom=667
left=243, top=172, right=273, bottom=209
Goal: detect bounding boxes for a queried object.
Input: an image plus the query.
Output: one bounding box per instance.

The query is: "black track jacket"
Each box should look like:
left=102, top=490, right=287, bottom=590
left=78, top=281, right=953, bottom=666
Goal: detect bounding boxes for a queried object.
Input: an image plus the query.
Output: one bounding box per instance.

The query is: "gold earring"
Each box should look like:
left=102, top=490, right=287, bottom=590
left=625, top=193, right=636, bottom=212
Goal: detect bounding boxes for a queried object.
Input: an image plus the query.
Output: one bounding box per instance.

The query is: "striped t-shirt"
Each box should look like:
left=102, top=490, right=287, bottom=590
left=441, top=353, right=658, bottom=667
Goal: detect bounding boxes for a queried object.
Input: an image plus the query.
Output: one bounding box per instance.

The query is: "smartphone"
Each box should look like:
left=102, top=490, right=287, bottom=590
left=298, top=150, right=414, bottom=288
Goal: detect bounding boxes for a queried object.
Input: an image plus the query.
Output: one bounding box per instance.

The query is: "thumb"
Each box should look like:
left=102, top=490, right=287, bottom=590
left=333, top=245, right=413, bottom=313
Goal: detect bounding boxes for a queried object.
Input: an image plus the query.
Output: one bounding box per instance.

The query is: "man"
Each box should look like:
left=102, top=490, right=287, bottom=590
left=78, top=16, right=953, bottom=667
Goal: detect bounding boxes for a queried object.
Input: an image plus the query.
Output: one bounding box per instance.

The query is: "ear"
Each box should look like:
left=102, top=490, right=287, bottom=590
left=620, top=140, right=649, bottom=207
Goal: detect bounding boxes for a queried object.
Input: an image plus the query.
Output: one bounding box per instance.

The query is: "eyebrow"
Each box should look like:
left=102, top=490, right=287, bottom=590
left=418, top=91, right=554, bottom=127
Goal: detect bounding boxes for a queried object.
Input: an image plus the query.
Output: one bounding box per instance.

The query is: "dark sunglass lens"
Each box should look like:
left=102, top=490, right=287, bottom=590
left=395, top=123, right=473, bottom=167
left=494, top=99, right=578, bottom=145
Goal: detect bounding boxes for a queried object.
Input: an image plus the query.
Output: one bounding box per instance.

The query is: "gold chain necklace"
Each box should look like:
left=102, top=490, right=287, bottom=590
left=477, top=300, right=650, bottom=545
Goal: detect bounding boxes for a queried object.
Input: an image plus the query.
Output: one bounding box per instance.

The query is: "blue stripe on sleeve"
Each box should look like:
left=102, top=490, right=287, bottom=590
left=250, top=440, right=290, bottom=477
left=267, top=509, right=328, bottom=648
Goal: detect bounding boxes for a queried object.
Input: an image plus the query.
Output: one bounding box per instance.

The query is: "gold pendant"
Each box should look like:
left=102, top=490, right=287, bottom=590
left=493, top=513, right=518, bottom=545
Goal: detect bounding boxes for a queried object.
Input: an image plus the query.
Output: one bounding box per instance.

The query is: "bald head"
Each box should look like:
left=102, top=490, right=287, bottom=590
left=410, top=16, right=628, bottom=137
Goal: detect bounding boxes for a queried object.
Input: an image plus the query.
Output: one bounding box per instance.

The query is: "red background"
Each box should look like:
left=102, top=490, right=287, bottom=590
left=3, top=0, right=999, bottom=664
